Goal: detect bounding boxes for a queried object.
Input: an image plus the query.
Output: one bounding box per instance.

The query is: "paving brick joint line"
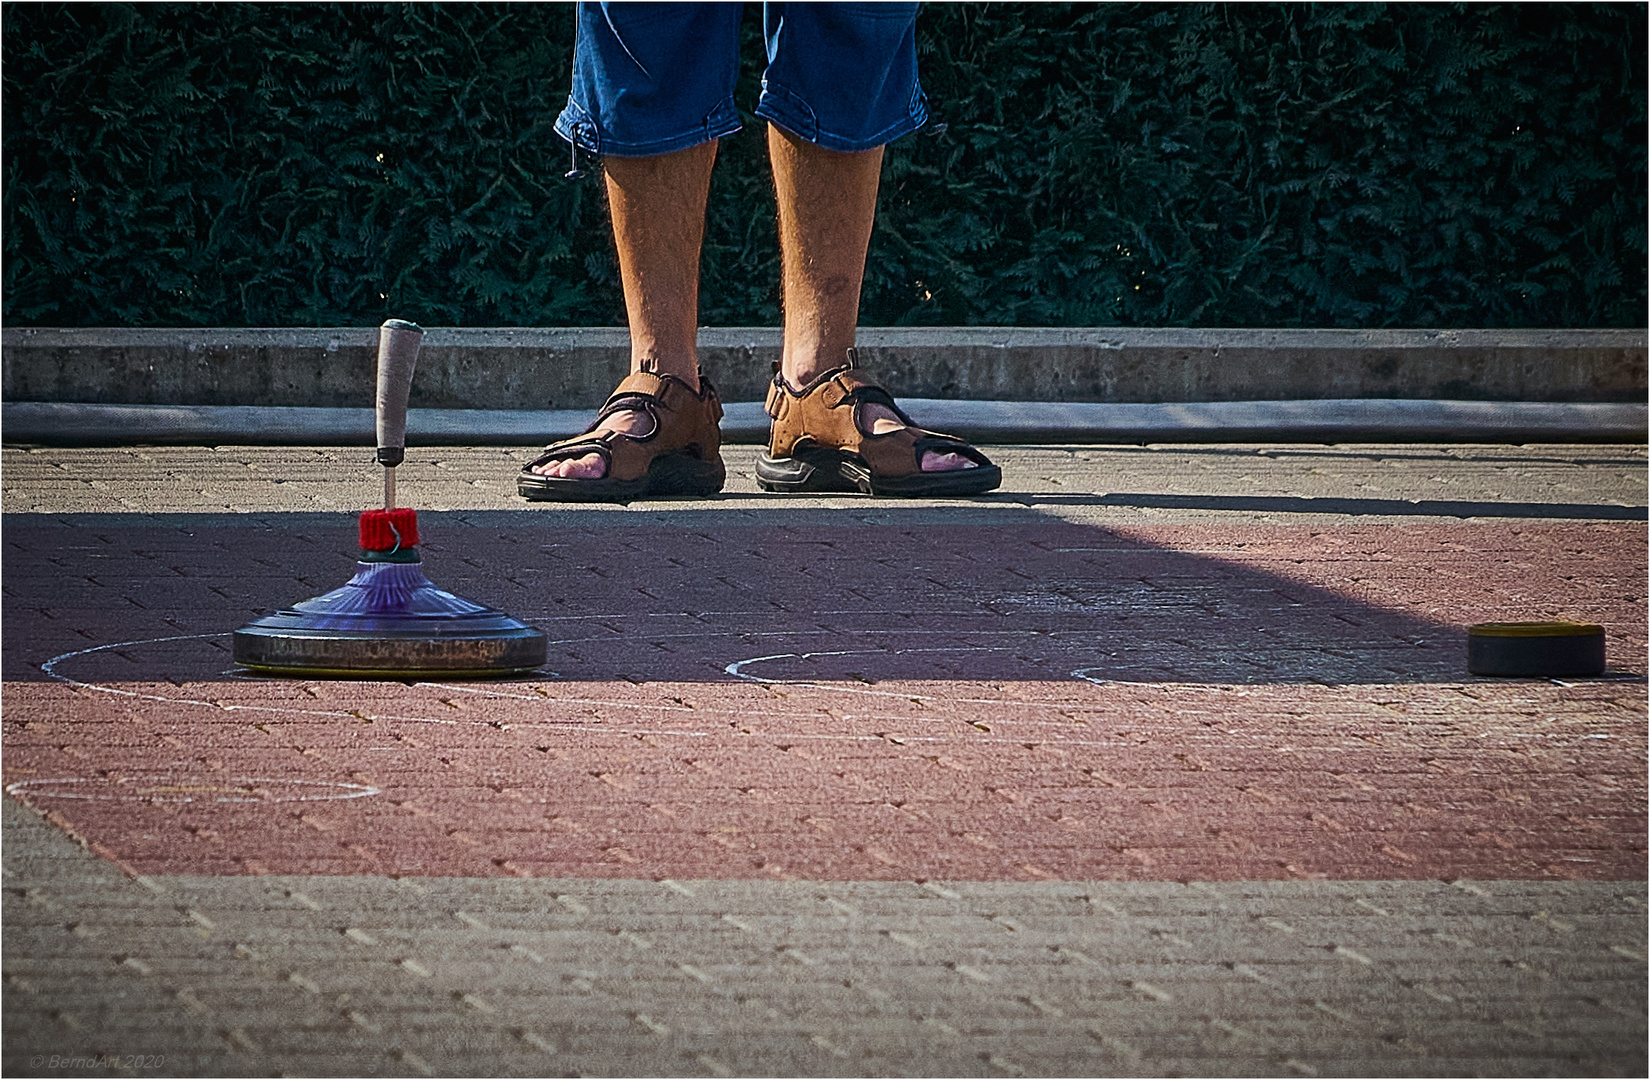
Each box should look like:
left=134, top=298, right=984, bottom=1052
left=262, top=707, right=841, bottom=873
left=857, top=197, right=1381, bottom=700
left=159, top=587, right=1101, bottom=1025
left=2, top=443, right=1645, bottom=1076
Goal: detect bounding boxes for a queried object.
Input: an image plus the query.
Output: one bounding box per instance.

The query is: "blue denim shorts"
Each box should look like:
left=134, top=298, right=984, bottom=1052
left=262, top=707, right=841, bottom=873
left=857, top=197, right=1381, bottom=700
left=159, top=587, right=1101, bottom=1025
left=556, top=2, right=927, bottom=156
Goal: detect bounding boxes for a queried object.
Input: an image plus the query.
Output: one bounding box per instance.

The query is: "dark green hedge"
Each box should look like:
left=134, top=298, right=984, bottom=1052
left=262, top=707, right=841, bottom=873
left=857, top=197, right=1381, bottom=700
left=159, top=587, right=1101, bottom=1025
left=4, top=2, right=1644, bottom=328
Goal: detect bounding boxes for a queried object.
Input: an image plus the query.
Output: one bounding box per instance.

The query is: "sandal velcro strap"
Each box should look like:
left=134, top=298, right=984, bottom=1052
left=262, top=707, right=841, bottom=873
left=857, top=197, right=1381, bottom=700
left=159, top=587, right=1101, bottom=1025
left=820, top=370, right=913, bottom=425
left=525, top=431, right=615, bottom=473
left=595, top=394, right=662, bottom=433
left=757, top=348, right=1001, bottom=496
left=607, top=370, right=672, bottom=401
left=765, top=361, right=921, bottom=474
left=523, top=371, right=724, bottom=485
left=817, top=374, right=856, bottom=410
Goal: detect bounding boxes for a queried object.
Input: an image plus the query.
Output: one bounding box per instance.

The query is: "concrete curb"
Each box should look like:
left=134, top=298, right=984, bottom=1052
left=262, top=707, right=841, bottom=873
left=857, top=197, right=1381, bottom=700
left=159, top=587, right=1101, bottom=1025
left=4, top=326, right=1643, bottom=410
left=5, top=399, right=1644, bottom=446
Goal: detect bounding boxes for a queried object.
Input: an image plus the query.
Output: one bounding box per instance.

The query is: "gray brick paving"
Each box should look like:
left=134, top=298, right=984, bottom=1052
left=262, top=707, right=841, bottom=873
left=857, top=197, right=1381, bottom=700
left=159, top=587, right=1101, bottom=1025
left=3, top=443, right=1644, bottom=521
left=4, top=800, right=1646, bottom=1078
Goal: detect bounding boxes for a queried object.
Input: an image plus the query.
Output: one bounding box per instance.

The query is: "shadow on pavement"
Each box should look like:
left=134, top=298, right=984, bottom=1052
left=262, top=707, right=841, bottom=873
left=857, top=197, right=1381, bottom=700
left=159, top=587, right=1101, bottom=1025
left=6, top=503, right=1642, bottom=688
left=998, top=492, right=1648, bottom=520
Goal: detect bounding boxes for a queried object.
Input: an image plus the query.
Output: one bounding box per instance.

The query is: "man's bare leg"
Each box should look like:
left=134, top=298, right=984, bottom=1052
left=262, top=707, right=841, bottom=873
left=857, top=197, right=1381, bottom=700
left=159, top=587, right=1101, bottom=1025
left=768, top=124, right=972, bottom=472
left=534, top=140, right=716, bottom=479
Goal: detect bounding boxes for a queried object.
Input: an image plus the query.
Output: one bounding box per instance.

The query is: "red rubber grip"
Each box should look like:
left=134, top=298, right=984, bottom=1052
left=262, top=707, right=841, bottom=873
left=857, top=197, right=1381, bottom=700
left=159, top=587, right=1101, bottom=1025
left=359, top=508, right=419, bottom=551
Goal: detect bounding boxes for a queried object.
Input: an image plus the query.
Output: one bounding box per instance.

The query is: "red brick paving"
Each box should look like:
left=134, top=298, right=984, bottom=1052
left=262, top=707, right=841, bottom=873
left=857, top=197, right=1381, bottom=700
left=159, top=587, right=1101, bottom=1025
left=4, top=518, right=1643, bottom=882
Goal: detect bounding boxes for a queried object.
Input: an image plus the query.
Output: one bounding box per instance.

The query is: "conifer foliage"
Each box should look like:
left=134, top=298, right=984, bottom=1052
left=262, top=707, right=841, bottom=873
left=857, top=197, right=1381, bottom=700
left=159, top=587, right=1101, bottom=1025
left=4, top=3, right=1643, bottom=328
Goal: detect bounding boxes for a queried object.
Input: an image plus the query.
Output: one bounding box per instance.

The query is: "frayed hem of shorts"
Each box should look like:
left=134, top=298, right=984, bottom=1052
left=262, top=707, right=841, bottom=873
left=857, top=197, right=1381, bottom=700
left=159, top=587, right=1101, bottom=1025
left=755, top=103, right=926, bottom=154
left=555, top=104, right=742, bottom=158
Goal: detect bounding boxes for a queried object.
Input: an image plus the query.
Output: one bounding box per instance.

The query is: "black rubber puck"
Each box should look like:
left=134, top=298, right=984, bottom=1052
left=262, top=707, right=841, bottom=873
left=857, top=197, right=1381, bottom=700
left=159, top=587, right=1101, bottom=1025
left=1467, top=622, right=1606, bottom=677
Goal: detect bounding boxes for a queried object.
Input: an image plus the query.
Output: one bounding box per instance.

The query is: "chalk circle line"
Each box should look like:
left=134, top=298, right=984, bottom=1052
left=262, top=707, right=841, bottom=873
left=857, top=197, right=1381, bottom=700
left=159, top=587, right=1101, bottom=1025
left=724, top=646, right=1016, bottom=699
left=34, top=632, right=573, bottom=726
left=1070, top=666, right=1240, bottom=689
left=42, top=632, right=235, bottom=697
left=29, top=631, right=1348, bottom=735
left=44, top=632, right=557, bottom=688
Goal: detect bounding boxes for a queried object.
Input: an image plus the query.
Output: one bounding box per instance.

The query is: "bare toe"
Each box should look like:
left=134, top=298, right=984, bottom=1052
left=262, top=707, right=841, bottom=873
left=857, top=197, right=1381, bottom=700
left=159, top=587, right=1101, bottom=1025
left=545, top=452, right=605, bottom=479
left=920, top=450, right=978, bottom=473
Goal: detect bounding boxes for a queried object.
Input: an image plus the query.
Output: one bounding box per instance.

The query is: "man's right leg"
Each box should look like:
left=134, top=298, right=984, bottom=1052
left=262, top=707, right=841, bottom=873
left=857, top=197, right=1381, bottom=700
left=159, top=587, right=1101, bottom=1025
left=532, top=140, right=717, bottom=479
left=521, top=2, right=740, bottom=495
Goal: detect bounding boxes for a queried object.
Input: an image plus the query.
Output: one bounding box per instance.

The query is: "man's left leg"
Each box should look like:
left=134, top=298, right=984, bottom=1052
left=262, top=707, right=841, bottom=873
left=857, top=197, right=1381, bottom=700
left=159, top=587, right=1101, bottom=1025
left=767, top=123, right=973, bottom=473
left=752, top=2, right=999, bottom=496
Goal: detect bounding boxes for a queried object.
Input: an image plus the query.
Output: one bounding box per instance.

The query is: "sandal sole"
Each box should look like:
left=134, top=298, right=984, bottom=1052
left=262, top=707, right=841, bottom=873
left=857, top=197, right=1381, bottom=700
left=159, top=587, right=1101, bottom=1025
left=518, top=452, right=726, bottom=503
left=756, top=449, right=1001, bottom=497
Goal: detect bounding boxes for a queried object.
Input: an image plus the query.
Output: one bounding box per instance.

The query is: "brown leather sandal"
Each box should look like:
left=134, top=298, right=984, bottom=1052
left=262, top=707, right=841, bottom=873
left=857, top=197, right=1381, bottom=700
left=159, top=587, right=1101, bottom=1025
left=755, top=350, right=1002, bottom=497
left=518, top=367, right=726, bottom=502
